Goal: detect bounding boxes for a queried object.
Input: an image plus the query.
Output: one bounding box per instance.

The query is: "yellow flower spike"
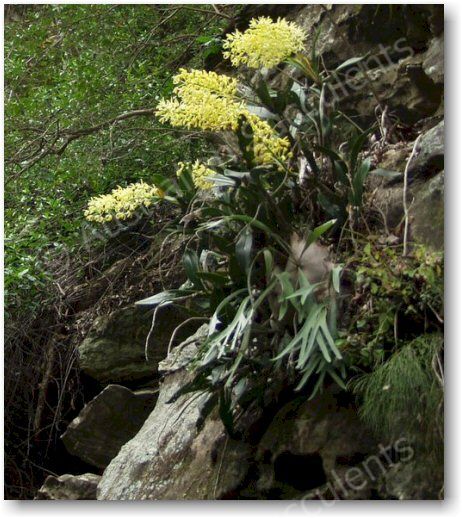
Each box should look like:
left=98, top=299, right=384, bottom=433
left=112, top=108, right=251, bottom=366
left=246, top=114, right=292, bottom=168
left=223, top=17, right=307, bottom=69
left=85, top=181, right=161, bottom=223
left=177, top=161, right=215, bottom=190
left=156, top=69, right=245, bottom=131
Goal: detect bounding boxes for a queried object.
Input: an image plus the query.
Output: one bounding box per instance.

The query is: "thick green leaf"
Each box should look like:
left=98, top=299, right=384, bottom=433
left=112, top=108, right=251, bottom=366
left=352, top=158, right=371, bottom=206
left=255, top=78, right=274, bottom=110
left=349, top=130, right=371, bottom=174
left=150, top=173, right=178, bottom=195
left=219, top=389, right=235, bottom=437
left=306, top=219, right=337, bottom=246
left=183, top=249, right=203, bottom=290
left=235, top=227, right=253, bottom=274
left=237, top=114, right=255, bottom=168
left=331, top=265, right=343, bottom=293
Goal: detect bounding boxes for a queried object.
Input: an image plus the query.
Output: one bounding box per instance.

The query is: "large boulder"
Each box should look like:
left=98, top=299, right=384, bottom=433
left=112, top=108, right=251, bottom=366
left=61, top=385, right=157, bottom=469
left=253, top=389, right=377, bottom=499
left=78, top=304, right=198, bottom=383
left=97, top=325, right=253, bottom=500
left=35, top=473, right=100, bottom=500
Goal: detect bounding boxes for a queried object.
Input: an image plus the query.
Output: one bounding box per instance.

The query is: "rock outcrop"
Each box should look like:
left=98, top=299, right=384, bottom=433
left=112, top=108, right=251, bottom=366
left=369, top=119, right=444, bottom=240
left=36, top=474, right=100, bottom=500
left=410, top=170, right=444, bottom=250
left=408, top=120, right=444, bottom=180
left=254, top=390, right=377, bottom=499
left=97, top=326, right=253, bottom=500
left=61, top=384, right=158, bottom=469
left=288, top=4, right=443, bottom=125
left=78, top=304, right=198, bottom=383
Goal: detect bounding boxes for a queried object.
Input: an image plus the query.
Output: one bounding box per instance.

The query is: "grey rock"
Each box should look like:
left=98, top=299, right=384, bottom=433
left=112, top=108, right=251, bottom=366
left=342, top=57, right=442, bottom=125
left=378, top=459, right=443, bottom=500
left=255, top=388, right=376, bottom=499
left=78, top=304, right=199, bottom=383
left=97, top=325, right=252, bottom=500
left=408, top=120, right=444, bottom=179
left=61, top=384, right=157, bottom=469
left=35, top=473, right=100, bottom=500
left=423, top=36, right=444, bottom=84
left=158, top=324, right=209, bottom=374
left=377, top=144, right=413, bottom=174
left=410, top=171, right=444, bottom=250
left=288, top=5, right=443, bottom=124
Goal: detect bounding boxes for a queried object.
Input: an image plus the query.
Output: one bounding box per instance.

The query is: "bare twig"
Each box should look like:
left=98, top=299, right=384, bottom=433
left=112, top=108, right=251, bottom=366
left=167, top=317, right=208, bottom=355
left=403, top=134, right=422, bottom=256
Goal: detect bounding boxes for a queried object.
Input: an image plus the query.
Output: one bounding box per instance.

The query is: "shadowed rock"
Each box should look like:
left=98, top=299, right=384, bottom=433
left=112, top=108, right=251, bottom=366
left=35, top=473, right=100, bottom=500
left=61, top=384, right=157, bottom=469
left=78, top=304, right=199, bottom=383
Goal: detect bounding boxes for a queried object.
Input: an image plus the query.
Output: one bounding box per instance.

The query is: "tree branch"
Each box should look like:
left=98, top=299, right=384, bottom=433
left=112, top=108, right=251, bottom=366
left=8, top=108, right=157, bottom=177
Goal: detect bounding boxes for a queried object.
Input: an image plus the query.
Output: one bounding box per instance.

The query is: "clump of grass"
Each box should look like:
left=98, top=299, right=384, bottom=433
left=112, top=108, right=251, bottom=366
left=351, top=334, right=443, bottom=458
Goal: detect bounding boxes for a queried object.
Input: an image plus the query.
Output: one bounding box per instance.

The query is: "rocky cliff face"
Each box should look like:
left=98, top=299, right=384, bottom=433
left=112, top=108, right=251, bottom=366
left=38, top=4, right=444, bottom=500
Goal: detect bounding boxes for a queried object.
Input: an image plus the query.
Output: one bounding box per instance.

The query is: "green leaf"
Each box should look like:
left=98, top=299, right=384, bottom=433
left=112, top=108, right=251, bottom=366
left=219, top=389, right=235, bottom=437
left=349, top=130, right=371, bottom=174
left=295, top=356, right=321, bottom=391
left=319, top=82, right=331, bottom=144
left=333, top=160, right=349, bottom=185
left=331, top=265, right=343, bottom=293
left=306, top=219, right=337, bottom=246
left=334, top=55, right=367, bottom=72
left=286, top=283, right=318, bottom=305
left=150, top=174, right=178, bottom=195
left=263, top=248, right=274, bottom=283
left=314, top=144, right=343, bottom=164
left=255, top=78, right=274, bottom=110
left=235, top=227, right=253, bottom=275
left=177, top=168, right=195, bottom=194
left=136, top=288, right=193, bottom=306
left=196, top=271, right=229, bottom=287
left=319, top=319, right=342, bottom=360
left=351, top=158, right=371, bottom=206
left=222, top=214, right=291, bottom=254
left=328, top=368, right=347, bottom=390
left=236, top=114, right=255, bottom=168
left=183, top=249, right=203, bottom=290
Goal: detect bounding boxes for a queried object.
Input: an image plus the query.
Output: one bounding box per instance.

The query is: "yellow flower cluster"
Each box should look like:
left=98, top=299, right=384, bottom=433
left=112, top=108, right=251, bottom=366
left=84, top=181, right=161, bottom=223
left=156, top=67, right=292, bottom=171
left=156, top=69, right=245, bottom=131
left=173, top=68, right=238, bottom=98
left=223, top=17, right=307, bottom=69
left=177, top=160, right=216, bottom=190
left=247, top=114, right=292, bottom=167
